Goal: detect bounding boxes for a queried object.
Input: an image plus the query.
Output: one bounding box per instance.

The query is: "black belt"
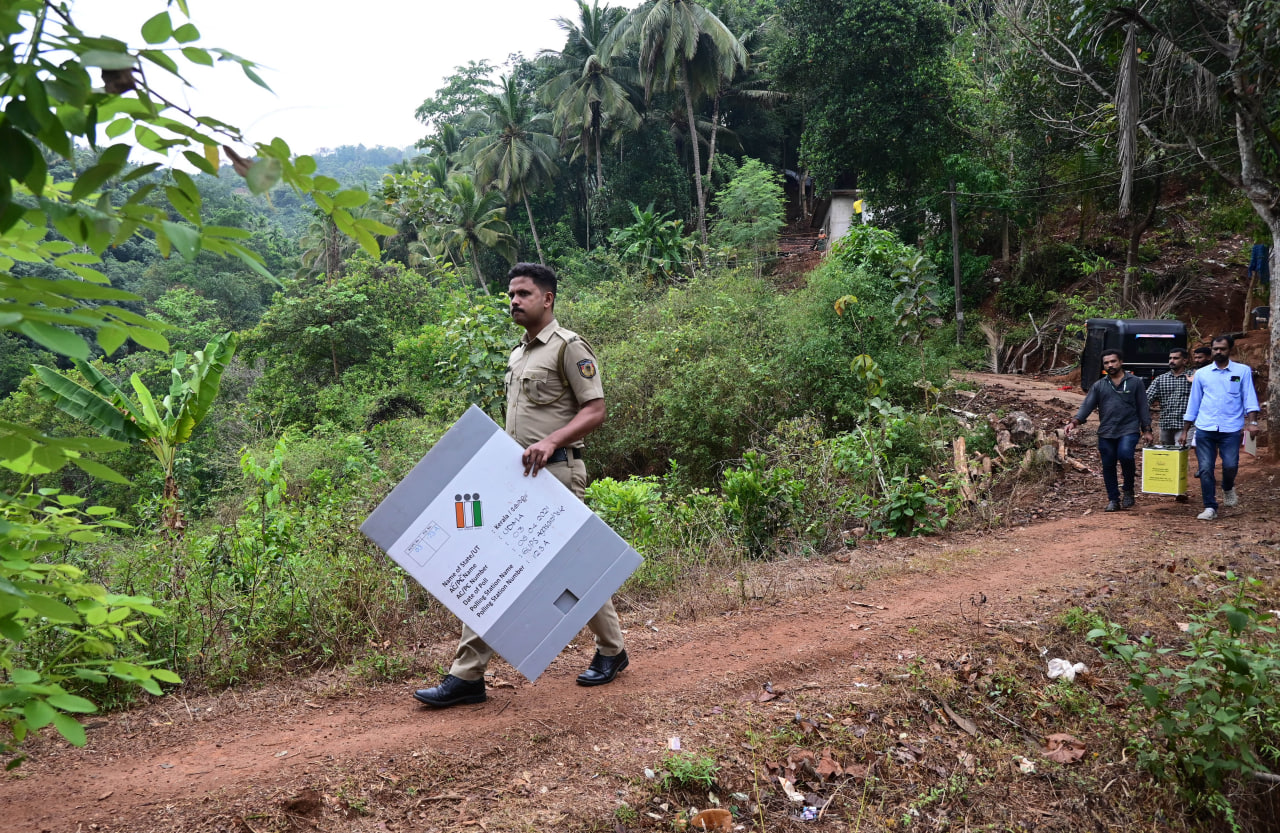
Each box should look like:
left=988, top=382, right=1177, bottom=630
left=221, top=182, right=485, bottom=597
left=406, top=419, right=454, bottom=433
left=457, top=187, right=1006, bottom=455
left=547, top=447, right=583, bottom=464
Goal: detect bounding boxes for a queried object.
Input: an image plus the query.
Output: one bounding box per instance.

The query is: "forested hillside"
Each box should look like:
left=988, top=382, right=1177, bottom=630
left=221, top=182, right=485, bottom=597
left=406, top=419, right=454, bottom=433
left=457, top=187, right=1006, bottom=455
left=2, top=1, right=1279, bottom=829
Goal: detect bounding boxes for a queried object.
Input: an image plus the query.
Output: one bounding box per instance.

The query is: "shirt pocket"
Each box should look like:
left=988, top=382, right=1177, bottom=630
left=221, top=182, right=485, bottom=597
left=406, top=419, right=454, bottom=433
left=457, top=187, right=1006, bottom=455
left=519, top=369, right=561, bottom=405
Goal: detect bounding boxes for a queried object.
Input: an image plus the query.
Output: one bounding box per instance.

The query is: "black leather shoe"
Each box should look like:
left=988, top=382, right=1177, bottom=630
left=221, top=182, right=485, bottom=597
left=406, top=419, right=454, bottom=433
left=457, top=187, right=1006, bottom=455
left=576, top=650, right=629, bottom=687
left=413, top=674, right=486, bottom=707
left=1121, top=492, right=1135, bottom=509
left=1104, top=500, right=1120, bottom=512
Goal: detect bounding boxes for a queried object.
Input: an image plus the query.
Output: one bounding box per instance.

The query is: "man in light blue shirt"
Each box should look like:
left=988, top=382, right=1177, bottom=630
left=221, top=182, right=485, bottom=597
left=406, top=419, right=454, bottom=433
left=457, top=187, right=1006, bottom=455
left=1178, top=335, right=1261, bottom=520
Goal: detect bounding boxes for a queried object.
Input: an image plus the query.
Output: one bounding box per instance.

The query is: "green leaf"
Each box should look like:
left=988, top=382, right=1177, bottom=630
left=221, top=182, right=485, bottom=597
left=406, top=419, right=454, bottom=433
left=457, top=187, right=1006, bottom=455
left=23, top=699, right=56, bottom=729
left=241, top=63, right=270, bottom=90
left=140, top=12, right=173, bottom=44
left=151, top=669, right=182, bottom=684
left=45, top=693, right=98, bottom=714
left=81, top=50, right=137, bottom=71
left=0, top=123, right=36, bottom=181
left=180, top=46, right=214, bottom=67
left=24, top=594, right=80, bottom=623
left=18, top=321, right=89, bottom=360
left=181, top=150, right=217, bottom=174
left=173, top=24, right=201, bottom=44
left=161, top=221, right=200, bottom=260
left=139, top=49, right=179, bottom=75
left=69, top=145, right=130, bottom=201
left=332, top=190, right=368, bottom=209
left=245, top=157, right=283, bottom=195
left=231, top=245, right=275, bottom=281
left=51, top=712, right=87, bottom=746
left=0, top=615, right=24, bottom=641
left=96, top=324, right=127, bottom=356
left=0, top=432, right=32, bottom=460
left=357, top=218, right=397, bottom=236
left=126, top=325, right=169, bottom=352
left=9, top=669, right=40, bottom=685
left=73, top=458, right=131, bottom=485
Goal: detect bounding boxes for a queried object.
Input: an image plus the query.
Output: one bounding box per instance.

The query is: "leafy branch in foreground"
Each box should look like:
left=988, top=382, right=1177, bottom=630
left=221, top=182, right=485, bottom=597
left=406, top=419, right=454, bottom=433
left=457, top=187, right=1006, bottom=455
left=1, top=1, right=388, bottom=760
left=0, top=490, right=174, bottom=763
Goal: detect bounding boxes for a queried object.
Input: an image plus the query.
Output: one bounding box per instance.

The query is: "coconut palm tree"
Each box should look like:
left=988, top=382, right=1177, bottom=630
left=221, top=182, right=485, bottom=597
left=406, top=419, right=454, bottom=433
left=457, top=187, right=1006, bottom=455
left=606, top=0, right=746, bottom=247
left=424, top=173, right=517, bottom=294
left=296, top=209, right=356, bottom=281
left=463, top=75, right=559, bottom=265
left=540, top=0, right=643, bottom=191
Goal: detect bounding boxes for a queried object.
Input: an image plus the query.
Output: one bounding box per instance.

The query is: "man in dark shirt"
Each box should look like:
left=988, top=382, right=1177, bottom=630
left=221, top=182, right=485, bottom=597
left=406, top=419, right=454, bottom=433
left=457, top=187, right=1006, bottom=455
left=1066, top=349, right=1153, bottom=511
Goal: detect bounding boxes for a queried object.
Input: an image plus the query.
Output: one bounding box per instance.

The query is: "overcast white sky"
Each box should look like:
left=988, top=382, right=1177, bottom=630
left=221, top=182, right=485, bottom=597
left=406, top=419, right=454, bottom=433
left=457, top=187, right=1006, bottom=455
left=76, top=0, right=642, bottom=155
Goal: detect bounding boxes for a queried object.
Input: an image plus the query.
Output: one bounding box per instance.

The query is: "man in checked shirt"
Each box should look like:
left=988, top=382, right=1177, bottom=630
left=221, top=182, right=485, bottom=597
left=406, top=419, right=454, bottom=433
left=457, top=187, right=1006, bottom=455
left=1146, top=347, right=1195, bottom=501
left=1147, top=348, right=1195, bottom=445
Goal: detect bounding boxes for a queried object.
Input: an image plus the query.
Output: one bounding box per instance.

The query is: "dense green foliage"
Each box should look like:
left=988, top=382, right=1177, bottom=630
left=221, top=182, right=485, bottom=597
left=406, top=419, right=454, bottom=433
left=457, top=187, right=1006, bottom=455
left=3, top=10, right=1279, bottom=819
left=772, top=0, right=955, bottom=196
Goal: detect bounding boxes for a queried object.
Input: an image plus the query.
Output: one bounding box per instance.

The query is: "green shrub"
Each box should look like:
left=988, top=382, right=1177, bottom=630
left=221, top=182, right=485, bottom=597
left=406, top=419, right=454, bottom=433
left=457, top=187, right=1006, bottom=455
left=721, top=450, right=805, bottom=558
left=1088, top=575, right=1280, bottom=823
left=98, top=439, right=419, bottom=687
left=586, top=271, right=787, bottom=483
left=585, top=476, right=662, bottom=553
left=658, top=752, right=720, bottom=791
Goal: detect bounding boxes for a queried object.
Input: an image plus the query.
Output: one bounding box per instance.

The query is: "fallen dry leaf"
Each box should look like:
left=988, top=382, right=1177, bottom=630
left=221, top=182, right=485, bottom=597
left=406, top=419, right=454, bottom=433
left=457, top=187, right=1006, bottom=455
left=942, top=701, right=979, bottom=736
left=816, top=750, right=844, bottom=779
left=1042, top=733, right=1086, bottom=764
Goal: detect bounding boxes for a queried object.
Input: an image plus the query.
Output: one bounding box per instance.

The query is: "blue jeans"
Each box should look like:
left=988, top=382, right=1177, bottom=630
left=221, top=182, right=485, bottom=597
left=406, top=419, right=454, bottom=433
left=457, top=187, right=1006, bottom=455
left=1097, top=433, right=1139, bottom=502
left=1194, top=429, right=1241, bottom=510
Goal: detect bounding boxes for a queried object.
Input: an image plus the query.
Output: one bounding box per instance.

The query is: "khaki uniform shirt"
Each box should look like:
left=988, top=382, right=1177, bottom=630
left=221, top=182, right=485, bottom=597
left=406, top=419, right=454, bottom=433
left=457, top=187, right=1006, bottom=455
left=504, top=319, right=604, bottom=448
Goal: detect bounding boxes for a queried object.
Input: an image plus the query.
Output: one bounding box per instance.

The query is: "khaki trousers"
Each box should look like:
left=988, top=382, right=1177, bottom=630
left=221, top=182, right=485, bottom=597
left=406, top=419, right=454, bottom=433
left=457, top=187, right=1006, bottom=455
left=449, top=455, right=625, bottom=681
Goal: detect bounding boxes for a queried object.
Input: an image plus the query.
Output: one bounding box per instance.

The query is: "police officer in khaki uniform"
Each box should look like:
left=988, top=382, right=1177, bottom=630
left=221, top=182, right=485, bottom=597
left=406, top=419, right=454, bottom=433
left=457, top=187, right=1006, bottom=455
left=414, top=263, right=628, bottom=708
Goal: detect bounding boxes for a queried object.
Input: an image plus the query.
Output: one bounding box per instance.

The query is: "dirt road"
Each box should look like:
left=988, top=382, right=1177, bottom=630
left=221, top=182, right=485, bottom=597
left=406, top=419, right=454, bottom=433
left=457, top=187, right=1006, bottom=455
left=4, top=376, right=1276, bottom=833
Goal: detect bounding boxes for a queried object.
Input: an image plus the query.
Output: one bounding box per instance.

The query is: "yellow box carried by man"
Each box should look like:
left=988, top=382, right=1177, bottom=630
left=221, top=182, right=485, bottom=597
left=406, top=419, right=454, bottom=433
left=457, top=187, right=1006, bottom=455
left=1142, top=446, right=1189, bottom=496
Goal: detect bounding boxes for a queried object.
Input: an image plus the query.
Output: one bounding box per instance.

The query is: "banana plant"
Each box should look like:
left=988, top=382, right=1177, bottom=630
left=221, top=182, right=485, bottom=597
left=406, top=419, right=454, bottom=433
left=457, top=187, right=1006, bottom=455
left=34, top=333, right=238, bottom=536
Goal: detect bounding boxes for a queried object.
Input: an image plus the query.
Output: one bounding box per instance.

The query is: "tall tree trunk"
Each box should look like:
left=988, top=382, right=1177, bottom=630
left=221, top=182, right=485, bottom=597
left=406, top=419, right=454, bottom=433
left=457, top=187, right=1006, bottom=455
left=594, top=120, right=604, bottom=191
left=470, top=252, right=489, bottom=295
left=706, top=92, right=722, bottom=220
left=1267, top=224, right=1279, bottom=454
left=523, top=193, right=545, bottom=265
left=1224, top=33, right=1278, bottom=451
left=1116, top=20, right=1139, bottom=217
left=800, top=167, right=810, bottom=226
left=1123, top=170, right=1161, bottom=306
left=162, top=473, right=185, bottom=540
left=681, top=61, right=708, bottom=250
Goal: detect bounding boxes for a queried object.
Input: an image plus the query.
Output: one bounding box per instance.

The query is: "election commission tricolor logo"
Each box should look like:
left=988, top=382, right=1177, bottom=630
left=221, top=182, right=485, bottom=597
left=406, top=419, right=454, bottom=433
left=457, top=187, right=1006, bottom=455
left=454, top=493, right=483, bottom=529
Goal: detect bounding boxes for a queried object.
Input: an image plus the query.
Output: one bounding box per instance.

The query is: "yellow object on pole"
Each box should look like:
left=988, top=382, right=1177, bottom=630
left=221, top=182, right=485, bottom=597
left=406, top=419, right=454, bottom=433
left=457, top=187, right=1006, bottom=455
left=853, top=199, right=864, bottom=214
